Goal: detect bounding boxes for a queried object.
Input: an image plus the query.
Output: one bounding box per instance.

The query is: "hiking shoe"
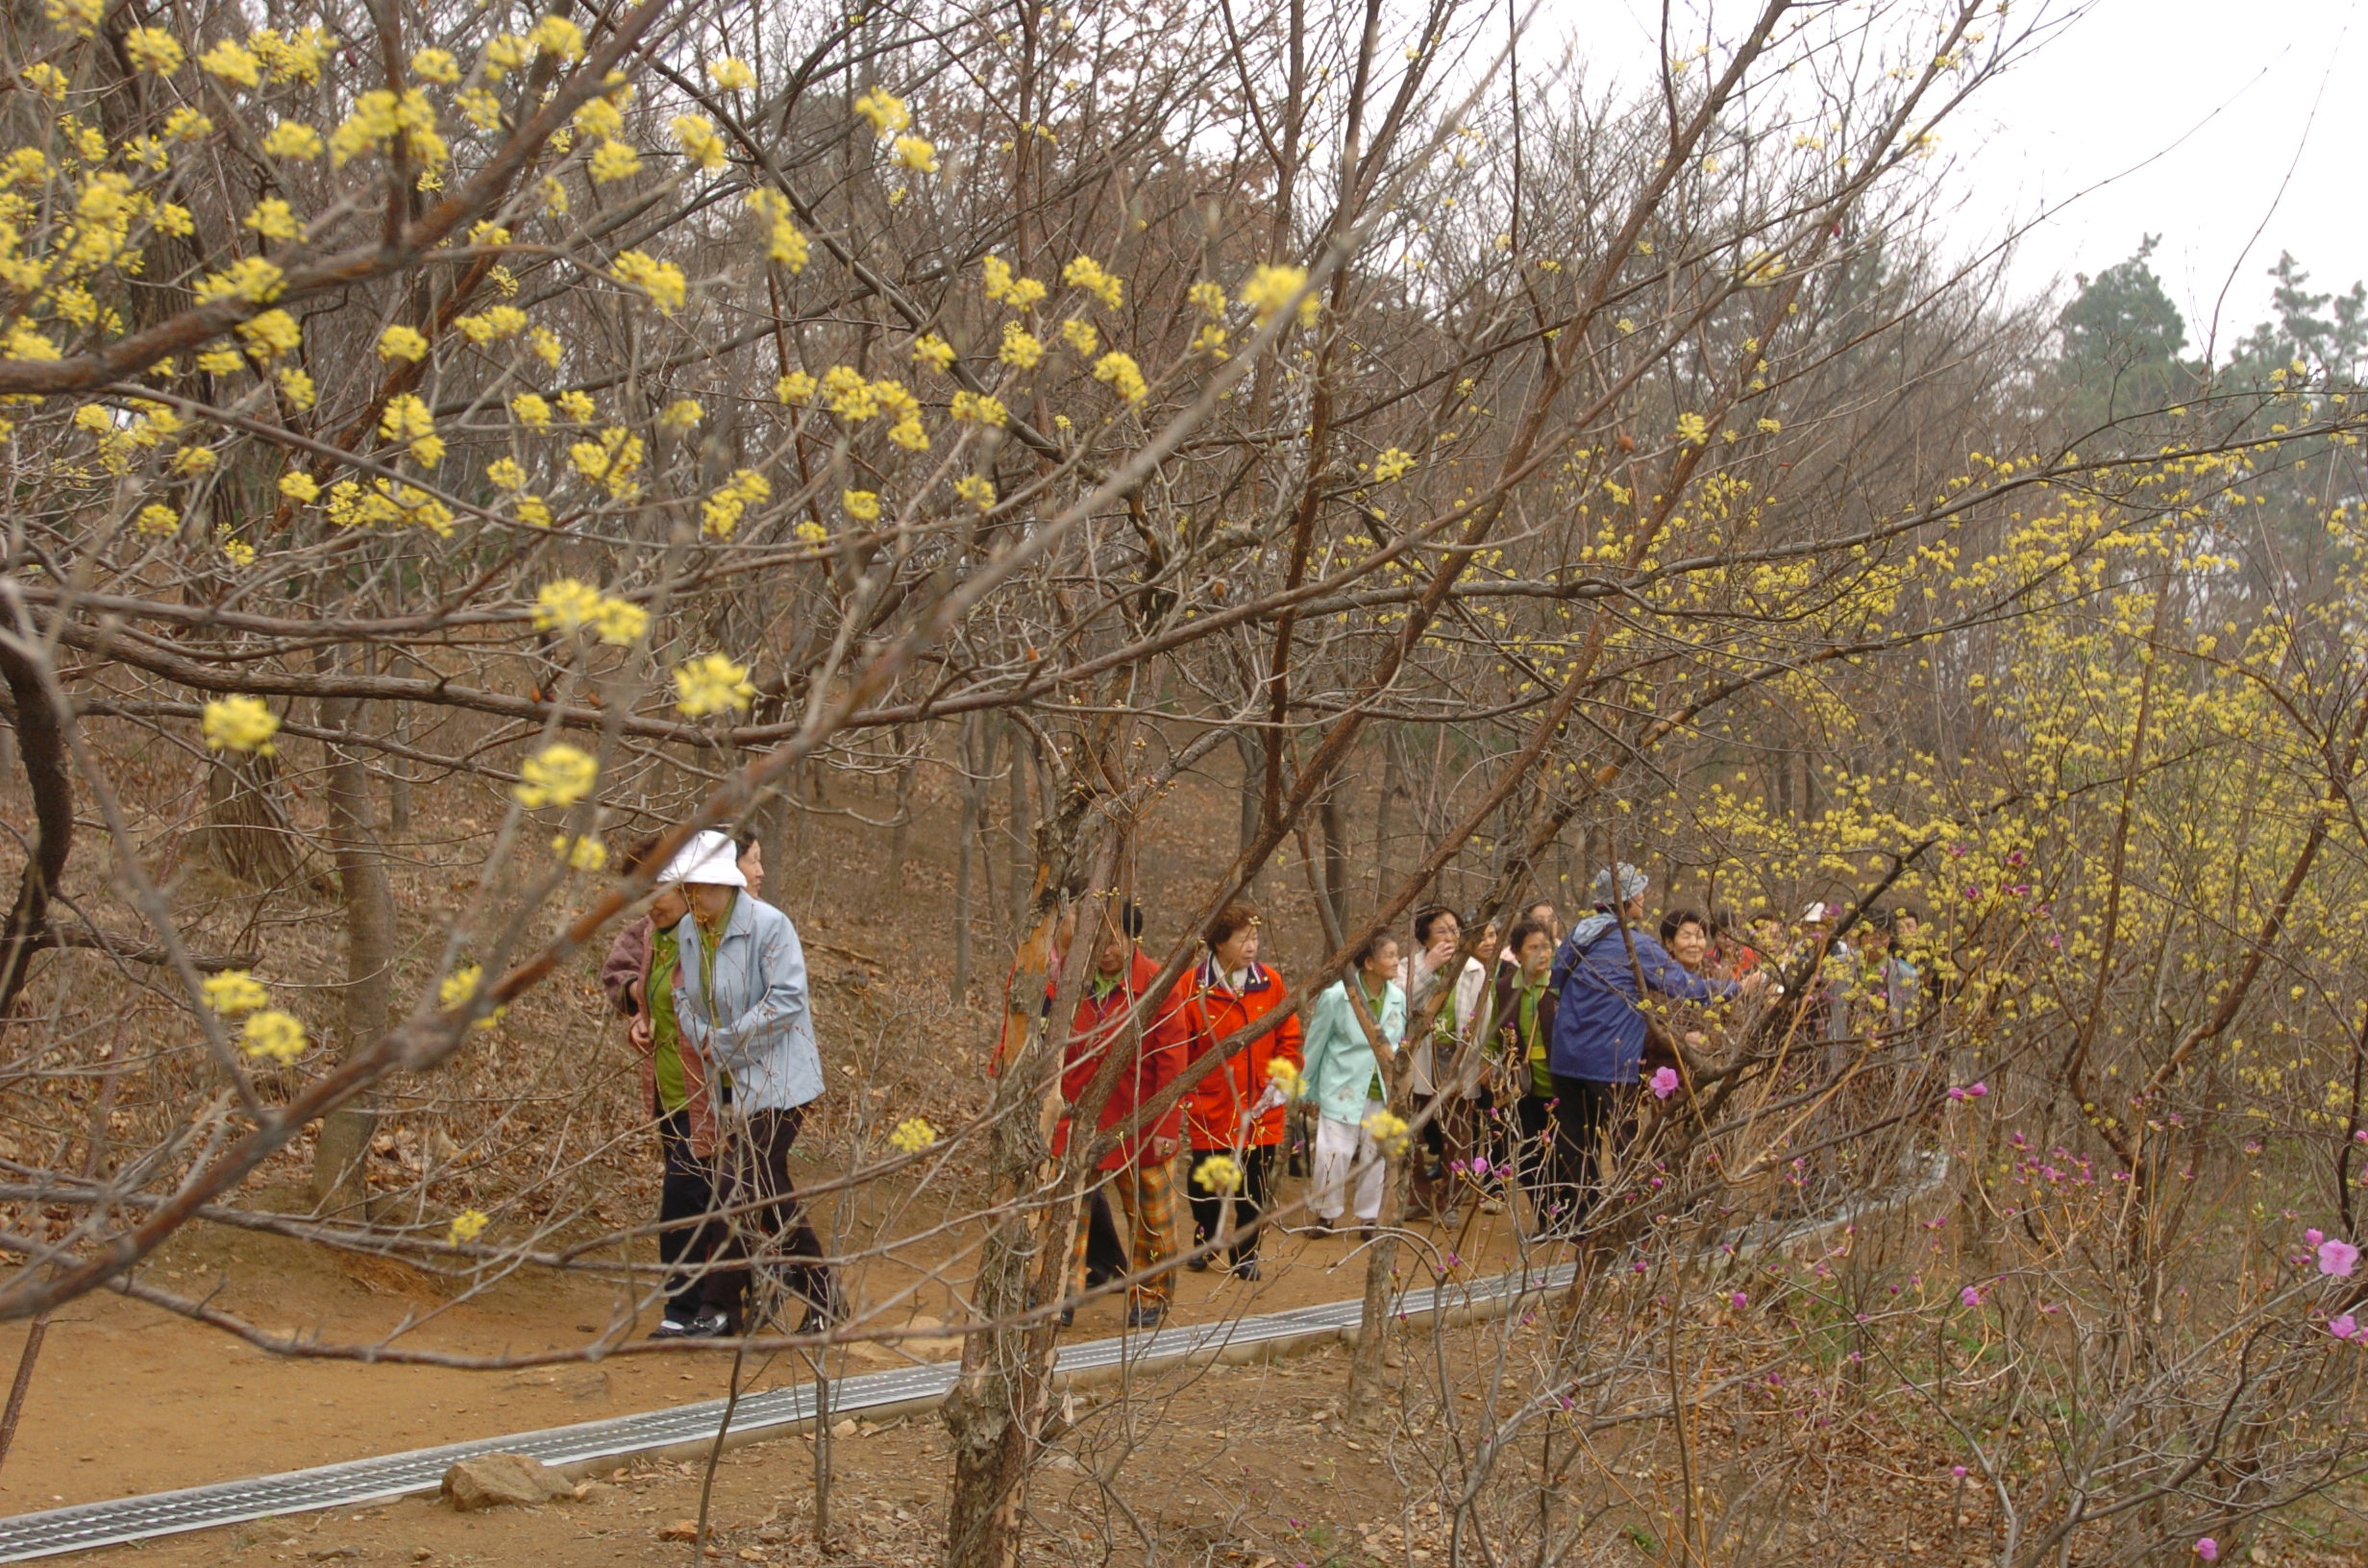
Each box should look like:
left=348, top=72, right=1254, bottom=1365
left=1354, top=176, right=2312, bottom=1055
left=1058, top=1306, right=1076, bottom=1328
left=1124, top=1303, right=1166, bottom=1330
left=1229, top=1259, right=1262, bottom=1282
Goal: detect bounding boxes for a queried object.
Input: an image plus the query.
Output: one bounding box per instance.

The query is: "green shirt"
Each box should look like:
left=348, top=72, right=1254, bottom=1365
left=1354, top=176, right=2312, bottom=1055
left=1359, top=979, right=1390, bottom=1103
left=648, top=925, right=687, bottom=1113
left=1516, top=975, right=1551, bottom=1096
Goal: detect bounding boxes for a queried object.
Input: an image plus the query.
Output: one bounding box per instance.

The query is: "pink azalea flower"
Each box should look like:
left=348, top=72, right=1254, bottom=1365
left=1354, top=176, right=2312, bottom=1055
left=1967, top=1081, right=1989, bottom=1097
left=1649, top=1066, right=1680, bottom=1099
left=1729, top=1290, right=1748, bottom=1310
left=1951, top=1464, right=1967, bottom=1479
left=2328, top=1313, right=2357, bottom=1340
left=2306, top=1229, right=2326, bottom=1246
left=2318, top=1238, right=2360, bottom=1278
left=1960, top=1286, right=1984, bottom=1308
left=2195, top=1539, right=2218, bottom=1561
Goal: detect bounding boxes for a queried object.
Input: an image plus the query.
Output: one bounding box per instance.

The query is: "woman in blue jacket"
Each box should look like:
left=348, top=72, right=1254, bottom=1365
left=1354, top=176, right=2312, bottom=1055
left=1295, top=933, right=1406, bottom=1237
left=665, top=829, right=843, bottom=1334
left=1544, top=864, right=1764, bottom=1237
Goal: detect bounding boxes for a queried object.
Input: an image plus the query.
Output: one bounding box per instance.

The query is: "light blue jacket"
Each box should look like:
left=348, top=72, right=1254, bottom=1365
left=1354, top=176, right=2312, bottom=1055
left=1296, top=977, right=1406, bottom=1123
left=670, top=894, right=824, bottom=1114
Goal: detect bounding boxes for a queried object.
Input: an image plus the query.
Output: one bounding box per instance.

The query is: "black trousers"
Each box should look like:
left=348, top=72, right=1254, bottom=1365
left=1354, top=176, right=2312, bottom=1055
left=656, top=1108, right=722, bottom=1318
left=1187, top=1143, right=1274, bottom=1264
left=1082, top=1188, right=1128, bottom=1285
left=1512, top=1091, right=1556, bottom=1220
left=1544, top=1075, right=1630, bottom=1238
left=702, top=1106, right=841, bottom=1327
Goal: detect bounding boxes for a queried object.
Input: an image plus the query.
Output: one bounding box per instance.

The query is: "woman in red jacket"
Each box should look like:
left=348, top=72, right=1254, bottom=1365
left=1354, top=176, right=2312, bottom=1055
left=1171, top=902, right=1304, bottom=1280
left=1053, top=902, right=1184, bottom=1327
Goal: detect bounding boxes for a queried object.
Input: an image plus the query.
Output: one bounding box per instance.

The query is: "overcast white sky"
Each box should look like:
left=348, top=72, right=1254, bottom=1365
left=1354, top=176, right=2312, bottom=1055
left=1956, top=0, right=2367, bottom=358
left=1532, top=0, right=2367, bottom=358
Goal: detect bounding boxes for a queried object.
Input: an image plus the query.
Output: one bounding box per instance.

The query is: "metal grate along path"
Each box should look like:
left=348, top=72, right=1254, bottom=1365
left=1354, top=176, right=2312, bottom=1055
left=0, top=1262, right=1577, bottom=1562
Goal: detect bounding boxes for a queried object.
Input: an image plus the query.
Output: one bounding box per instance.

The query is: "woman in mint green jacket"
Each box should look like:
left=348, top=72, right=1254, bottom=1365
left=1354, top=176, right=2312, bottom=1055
left=1295, top=933, right=1407, bottom=1235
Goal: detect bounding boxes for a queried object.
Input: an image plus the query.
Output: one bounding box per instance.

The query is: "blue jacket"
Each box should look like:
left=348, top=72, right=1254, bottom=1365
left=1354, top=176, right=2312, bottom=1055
left=1547, top=915, right=1736, bottom=1083
left=1296, top=976, right=1406, bottom=1123
left=670, top=894, right=824, bottom=1114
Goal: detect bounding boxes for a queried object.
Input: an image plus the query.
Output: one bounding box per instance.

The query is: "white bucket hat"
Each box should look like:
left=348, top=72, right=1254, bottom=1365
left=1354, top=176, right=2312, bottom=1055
left=657, top=828, right=747, bottom=888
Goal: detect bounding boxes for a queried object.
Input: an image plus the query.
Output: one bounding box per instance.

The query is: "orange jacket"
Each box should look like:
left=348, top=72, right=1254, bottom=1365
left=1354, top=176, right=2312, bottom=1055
left=1169, top=960, right=1304, bottom=1149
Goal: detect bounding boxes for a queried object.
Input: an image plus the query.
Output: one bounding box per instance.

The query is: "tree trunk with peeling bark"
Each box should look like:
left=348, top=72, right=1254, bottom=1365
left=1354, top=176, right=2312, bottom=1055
left=943, top=721, right=1129, bottom=1568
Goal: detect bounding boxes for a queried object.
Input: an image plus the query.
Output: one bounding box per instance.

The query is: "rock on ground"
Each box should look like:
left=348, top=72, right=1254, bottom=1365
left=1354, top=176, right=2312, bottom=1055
left=438, top=1452, right=576, bottom=1512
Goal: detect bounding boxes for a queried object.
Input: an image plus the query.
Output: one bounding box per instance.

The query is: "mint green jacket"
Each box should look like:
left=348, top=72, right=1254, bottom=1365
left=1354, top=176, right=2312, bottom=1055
left=1296, top=977, right=1406, bottom=1123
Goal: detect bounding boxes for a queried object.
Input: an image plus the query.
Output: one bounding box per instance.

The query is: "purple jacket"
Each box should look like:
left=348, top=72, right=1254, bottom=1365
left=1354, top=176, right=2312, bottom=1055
left=1548, top=916, right=1735, bottom=1084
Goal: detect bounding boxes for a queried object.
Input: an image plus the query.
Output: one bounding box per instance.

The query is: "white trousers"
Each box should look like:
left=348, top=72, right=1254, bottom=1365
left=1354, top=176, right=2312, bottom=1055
left=1311, top=1102, right=1387, bottom=1222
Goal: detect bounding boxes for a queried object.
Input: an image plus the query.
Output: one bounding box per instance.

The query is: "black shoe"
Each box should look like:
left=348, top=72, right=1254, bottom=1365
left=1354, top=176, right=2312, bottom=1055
left=1058, top=1306, right=1075, bottom=1328
left=652, top=1307, right=729, bottom=1339
left=1187, top=1251, right=1211, bottom=1272
left=1124, top=1303, right=1166, bottom=1329
left=1230, top=1259, right=1261, bottom=1282
left=1358, top=1226, right=1377, bottom=1242
left=795, top=1288, right=847, bottom=1335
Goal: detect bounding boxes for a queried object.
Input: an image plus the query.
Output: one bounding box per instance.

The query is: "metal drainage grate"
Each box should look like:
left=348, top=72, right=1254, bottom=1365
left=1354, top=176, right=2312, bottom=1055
left=0, top=1262, right=1574, bottom=1562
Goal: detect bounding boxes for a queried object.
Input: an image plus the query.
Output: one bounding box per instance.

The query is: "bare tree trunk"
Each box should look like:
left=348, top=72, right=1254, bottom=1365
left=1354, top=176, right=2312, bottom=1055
left=1005, top=719, right=1032, bottom=934
left=0, top=643, right=72, bottom=1017
left=384, top=699, right=413, bottom=837
left=311, top=688, right=396, bottom=1212
left=884, top=735, right=918, bottom=895
left=1372, top=729, right=1402, bottom=920
left=1234, top=731, right=1263, bottom=897
left=1317, top=778, right=1350, bottom=937
left=201, top=750, right=308, bottom=890
left=943, top=803, right=1118, bottom=1568
left=951, top=713, right=987, bottom=1006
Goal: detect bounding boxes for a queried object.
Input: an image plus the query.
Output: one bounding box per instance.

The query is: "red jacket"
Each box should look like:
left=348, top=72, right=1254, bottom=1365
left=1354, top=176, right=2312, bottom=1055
left=1172, top=960, right=1304, bottom=1149
left=1053, top=951, right=1185, bottom=1170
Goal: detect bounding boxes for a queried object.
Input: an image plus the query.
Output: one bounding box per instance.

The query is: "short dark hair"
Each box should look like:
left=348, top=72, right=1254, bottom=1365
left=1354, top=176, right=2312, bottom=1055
left=1507, top=918, right=1552, bottom=956
left=1207, top=901, right=1260, bottom=947
left=1525, top=899, right=1555, bottom=919
left=1350, top=931, right=1399, bottom=968
left=1101, top=899, right=1145, bottom=940
left=1413, top=904, right=1459, bottom=944
left=1658, top=908, right=1707, bottom=944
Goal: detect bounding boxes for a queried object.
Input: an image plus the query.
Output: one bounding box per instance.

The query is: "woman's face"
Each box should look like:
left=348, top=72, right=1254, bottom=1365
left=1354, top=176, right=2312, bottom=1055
left=1517, top=930, right=1554, bottom=978
left=648, top=887, right=690, bottom=928
left=1425, top=915, right=1461, bottom=958
left=1363, top=939, right=1401, bottom=985
left=1669, top=920, right=1707, bottom=969
left=1215, top=924, right=1259, bottom=970
left=736, top=841, right=765, bottom=899
left=687, top=882, right=736, bottom=923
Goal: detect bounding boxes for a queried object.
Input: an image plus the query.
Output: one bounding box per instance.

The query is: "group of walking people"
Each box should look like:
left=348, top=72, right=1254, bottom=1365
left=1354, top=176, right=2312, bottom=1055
left=1048, top=861, right=1776, bottom=1328
left=597, top=829, right=1897, bottom=1339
